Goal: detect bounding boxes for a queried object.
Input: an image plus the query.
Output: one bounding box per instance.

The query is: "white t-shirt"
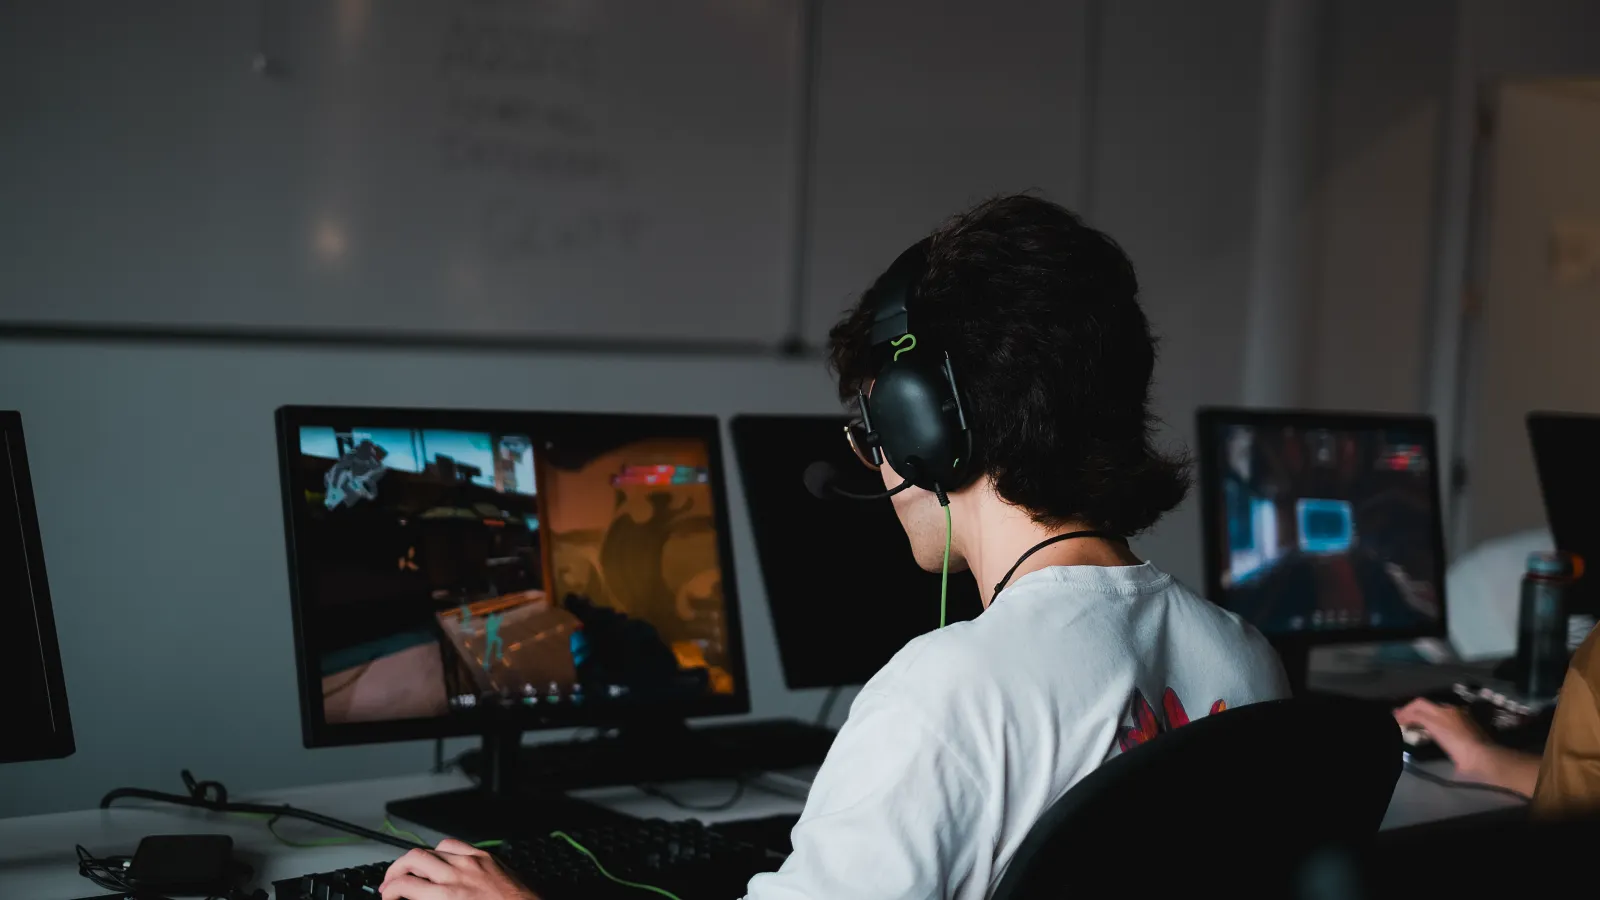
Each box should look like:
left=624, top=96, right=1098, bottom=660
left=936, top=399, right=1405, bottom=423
left=744, top=561, right=1288, bottom=900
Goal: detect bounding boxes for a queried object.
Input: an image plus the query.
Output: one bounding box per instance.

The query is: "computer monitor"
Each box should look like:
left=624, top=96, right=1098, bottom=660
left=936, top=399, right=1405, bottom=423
left=277, top=407, right=748, bottom=750
left=1528, top=411, right=1600, bottom=616
left=730, top=414, right=982, bottom=689
left=1, top=411, right=75, bottom=763
left=1196, top=409, right=1448, bottom=690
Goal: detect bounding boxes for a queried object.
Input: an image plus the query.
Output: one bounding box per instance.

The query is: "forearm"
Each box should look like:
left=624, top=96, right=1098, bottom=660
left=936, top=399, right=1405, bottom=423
left=1471, top=747, right=1542, bottom=798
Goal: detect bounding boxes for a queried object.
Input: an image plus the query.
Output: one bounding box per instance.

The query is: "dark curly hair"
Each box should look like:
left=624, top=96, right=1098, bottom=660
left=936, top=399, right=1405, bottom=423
left=827, top=194, right=1190, bottom=536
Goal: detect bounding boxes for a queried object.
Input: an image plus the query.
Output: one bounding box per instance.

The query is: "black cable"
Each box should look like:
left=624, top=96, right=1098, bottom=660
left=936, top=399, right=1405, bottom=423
left=815, top=686, right=844, bottom=729
left=100, top=769, right=423, bottom=851
left=1402, top=759, right=1532, bottom=801
left=638, top=779, right=746, bottom=813
left=77, top=844, right=144, bottom=896
left=79, top=842, right=265, bottom=900
left=991, top=530, right=1125, bottom=599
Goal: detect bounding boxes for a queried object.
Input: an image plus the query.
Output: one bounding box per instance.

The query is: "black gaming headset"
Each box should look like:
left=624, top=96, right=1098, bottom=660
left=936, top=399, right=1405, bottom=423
left=853, top=238, right=975, bottom=497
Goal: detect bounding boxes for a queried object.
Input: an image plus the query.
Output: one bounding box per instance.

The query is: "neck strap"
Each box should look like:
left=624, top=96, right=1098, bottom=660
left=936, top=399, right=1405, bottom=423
left=992, top=531, right=1124, bottom=600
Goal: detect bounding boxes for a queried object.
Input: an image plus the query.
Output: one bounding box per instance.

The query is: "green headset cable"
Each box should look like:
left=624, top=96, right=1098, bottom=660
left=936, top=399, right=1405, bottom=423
left=382, top=819, right=428, bottom=846
left=550, top=831, right=683, bottom=900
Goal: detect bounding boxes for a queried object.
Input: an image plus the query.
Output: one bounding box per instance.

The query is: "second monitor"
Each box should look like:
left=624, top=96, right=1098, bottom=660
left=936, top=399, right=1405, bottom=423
left=731, top=414, right=982, bottom=690
left=1196, top=409, right=1448, bottom=690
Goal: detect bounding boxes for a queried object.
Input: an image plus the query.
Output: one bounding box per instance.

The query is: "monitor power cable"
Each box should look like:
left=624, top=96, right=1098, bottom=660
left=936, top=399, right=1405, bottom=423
left=99, top=769, right=425, bottom=851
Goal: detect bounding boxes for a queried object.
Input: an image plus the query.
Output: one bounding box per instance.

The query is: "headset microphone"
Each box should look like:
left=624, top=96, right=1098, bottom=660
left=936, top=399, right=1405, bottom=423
left=803, top=461, right=913, bottom=501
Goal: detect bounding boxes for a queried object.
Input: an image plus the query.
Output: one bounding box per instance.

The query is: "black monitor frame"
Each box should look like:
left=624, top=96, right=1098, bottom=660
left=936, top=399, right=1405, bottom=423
left=1196, top=408, right=1450, bottom=688
left=729, top=413, right=983, bottom=689
left=1, top=411, right=76, bottom=764
left=1527, top=411, right=1600, bottom=616
left=276, top=405, right=751, bottom=750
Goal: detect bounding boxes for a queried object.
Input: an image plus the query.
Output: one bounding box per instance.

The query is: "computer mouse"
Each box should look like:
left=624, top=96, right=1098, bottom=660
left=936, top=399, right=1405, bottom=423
left=1400, top=724, right=1430, bottom=747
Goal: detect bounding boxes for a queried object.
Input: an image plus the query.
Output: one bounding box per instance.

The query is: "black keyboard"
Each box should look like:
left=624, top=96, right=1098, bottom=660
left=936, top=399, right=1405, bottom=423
left=274, top=819, right=779, bottom=900
left=458, top=719, right=836, bottom=790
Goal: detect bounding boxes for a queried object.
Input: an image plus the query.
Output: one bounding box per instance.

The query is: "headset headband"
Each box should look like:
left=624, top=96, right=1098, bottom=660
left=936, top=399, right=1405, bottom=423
left=866, top=238, right=932, bottom=352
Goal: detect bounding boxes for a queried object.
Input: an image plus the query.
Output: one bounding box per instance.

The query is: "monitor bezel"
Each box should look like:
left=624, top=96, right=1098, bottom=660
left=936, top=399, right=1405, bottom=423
left=1195, top=407, right=1449, bottom=646
left=1, top=411, right=76, bottom=764
left=276, top=405, right=752, bottom=749
left=1527, top=410, right=1600, bottom=614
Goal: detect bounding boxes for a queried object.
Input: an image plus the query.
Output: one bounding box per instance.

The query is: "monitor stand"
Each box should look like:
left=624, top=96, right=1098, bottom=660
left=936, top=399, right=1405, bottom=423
left=385, top=727, right=633, bottom=844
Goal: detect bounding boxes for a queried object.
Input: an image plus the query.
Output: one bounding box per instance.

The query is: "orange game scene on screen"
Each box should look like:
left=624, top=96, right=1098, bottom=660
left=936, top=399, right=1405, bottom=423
left=292, top=423, right=734, bottom=726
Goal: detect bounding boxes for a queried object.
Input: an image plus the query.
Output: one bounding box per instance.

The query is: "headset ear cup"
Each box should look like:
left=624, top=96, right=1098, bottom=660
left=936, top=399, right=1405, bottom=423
left=870, top=362, right=970, bottom=491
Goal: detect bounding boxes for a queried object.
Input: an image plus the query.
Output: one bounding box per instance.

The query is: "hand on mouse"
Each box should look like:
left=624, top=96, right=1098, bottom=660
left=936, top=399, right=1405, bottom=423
left=380, top=839, right=540, bottom=900
left=1393, top=698, right=1497, bottom=778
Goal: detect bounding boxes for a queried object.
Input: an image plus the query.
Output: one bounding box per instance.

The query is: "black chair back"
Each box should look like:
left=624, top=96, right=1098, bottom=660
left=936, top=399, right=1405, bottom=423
left=990, top=695, right=1401, bottom=899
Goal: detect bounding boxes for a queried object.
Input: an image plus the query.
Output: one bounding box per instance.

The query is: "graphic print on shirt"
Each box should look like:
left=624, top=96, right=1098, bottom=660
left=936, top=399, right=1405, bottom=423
left=1118, top=687, right=1227, bottom=752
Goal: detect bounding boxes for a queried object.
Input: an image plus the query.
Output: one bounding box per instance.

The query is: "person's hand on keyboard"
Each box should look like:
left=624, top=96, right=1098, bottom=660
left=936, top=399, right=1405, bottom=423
left=1393, top=698, right=1539, bottom=797
left=381, top=839, right=540, bottom=900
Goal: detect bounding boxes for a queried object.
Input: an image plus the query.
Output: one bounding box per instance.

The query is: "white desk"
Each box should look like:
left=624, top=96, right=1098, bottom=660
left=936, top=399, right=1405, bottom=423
left=0, top=765, right=1519, bottom=899
left=0, top=773, right=802, bottom=899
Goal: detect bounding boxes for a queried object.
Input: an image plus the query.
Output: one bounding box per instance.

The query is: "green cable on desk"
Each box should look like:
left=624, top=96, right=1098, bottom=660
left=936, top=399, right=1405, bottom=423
left=382, top=819, right=428, bottom=846
left=550, top=831, right=684, bottom=900
left=228, top=810, right=425, bottom=850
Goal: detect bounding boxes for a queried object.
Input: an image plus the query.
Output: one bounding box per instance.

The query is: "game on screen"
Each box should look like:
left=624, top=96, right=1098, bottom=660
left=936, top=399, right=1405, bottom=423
left=1211, top=423, right=1442, bottom=636
left=290, top=421, right=736, bottom=727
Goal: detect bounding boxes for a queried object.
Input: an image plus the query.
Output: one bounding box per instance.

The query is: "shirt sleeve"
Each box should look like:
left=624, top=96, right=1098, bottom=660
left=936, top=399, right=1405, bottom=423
left=744, top=687, right=988, bottom=900
left=1532, top=634, right=1600, bottom=814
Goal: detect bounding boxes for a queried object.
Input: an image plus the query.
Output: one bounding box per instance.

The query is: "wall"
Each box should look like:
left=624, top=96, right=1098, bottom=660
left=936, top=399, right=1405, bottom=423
left=1306, top=1, right=1455, bottom=414
left=1458, top=84, right=1600, bottom=547
left=1089, top=0, right=1267, bottom=573
left=1435, top=0, right=1600, bottom=548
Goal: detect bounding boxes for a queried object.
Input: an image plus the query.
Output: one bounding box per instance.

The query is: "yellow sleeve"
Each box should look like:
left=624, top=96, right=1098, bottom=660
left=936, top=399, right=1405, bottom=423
left=1533, top=633, right=1600, bottom=815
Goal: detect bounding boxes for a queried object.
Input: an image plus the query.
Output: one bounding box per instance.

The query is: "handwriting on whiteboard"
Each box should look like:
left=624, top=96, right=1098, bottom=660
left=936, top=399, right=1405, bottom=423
left=438, top=16, right=596, bottom=86
left=445, top=91, right=596, bottom=139
left=438, top=8, right=641, bottom=258
left=439, top=133, right=622, bottom=182
left=482, top=206, right=648, bottom=260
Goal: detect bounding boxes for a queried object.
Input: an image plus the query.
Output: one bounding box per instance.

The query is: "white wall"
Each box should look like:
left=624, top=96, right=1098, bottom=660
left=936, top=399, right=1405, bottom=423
left=1306, top=1, right=1455, bottom=414
left=1089, top=0, right=1268, bottom=572
left=1458, top=84, right=1600, bottom=547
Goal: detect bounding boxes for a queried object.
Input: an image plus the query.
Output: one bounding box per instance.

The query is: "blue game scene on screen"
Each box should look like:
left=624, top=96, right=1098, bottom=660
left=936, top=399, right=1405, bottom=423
left=1214, top=423, right=1441, bottom=636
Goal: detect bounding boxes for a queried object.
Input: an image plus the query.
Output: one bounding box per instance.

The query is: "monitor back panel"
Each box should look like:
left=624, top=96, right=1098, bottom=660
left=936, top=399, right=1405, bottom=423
left=731, top=414, right=981, bottom=689
left=0, top=411, right=75, bottom=763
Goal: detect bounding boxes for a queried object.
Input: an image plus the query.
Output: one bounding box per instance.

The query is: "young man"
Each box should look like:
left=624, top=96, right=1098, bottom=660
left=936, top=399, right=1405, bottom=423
left=379, top=195, right=1289, bottom=900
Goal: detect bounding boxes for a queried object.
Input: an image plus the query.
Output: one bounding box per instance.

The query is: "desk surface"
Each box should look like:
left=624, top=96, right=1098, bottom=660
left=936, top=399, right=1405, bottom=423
left=0, top=760, right=1520, bottom=899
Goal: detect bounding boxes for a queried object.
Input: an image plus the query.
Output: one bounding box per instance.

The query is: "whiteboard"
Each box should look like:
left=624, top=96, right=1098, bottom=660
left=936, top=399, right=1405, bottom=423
left=0, top=1, right=801, bottom=343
